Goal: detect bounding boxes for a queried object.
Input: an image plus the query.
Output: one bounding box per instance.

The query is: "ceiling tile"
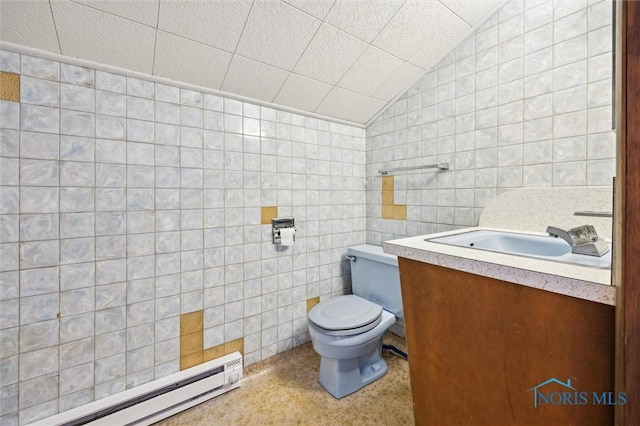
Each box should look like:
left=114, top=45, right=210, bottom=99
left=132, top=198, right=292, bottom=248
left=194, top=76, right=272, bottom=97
left=71, top=0, right=159, bottom=27
left=282, top=0, right=335, bottom=19
left=372, top=62, right=424, bottom=102
left=235, top=1, right=321, bottom=70
left=373, top=0, right=469, bottom=61
left=293, top=23, right=367, bottom=85
left=325, top=0, right=404, bottom=43
left=337, top=45, right=404, bottom=96
left=157, top=0, right=252, bottom=52
left=0, top=0, right=60, bottom=53
left=154, top=31, right=232, bottom=90
left=51, top=0, right=155, bottom=74
left=221, top=55, right=289, bottom=103
left=315, top=87, right=386, bottom=124
left=273, top=73, right=332, bottom=113
left=0, top=0, right=501, bottom=125
left=440, top=0, right=504, bottom=26
left=408, top=11, right=470, bottom=70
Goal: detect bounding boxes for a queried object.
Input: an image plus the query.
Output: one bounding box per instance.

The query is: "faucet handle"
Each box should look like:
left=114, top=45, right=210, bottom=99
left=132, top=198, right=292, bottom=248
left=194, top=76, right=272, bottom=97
left=567, top=224, right=599, bottom=245
left=547, top=225, right=608, bottom=257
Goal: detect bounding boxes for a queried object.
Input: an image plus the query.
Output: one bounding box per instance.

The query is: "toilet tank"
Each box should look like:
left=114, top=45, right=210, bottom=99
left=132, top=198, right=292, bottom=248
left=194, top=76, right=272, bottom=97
left=347, top=244, right=403, bottom=319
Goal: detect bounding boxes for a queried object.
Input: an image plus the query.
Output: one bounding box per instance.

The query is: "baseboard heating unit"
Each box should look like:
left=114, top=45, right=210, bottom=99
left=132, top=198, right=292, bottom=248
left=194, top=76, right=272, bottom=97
left=30, top=352, right=243, bottom=426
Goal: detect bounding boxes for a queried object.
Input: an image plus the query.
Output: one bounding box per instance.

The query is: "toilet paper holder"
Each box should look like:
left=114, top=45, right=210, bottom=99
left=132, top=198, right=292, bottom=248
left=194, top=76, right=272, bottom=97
left=272, top=218, right=296, bottom=244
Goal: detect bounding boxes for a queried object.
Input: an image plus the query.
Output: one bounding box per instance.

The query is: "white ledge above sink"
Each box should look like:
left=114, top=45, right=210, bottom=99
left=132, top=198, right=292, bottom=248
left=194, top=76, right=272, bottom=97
left=426, top=229, right=611, bottom=269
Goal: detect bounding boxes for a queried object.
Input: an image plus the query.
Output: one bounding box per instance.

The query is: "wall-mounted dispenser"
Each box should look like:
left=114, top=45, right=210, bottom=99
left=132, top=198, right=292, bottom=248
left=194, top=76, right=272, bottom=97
left=272, top=218, right=296, bottom=246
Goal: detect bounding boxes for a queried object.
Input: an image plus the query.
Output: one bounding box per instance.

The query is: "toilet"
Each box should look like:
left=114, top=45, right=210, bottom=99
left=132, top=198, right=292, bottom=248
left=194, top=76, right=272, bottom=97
left=308, top=244, right=403, bottom=398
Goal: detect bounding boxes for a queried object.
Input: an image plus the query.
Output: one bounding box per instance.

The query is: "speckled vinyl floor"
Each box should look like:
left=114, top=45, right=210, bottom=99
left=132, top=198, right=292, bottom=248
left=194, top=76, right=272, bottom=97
left=155, top=334, right=414, bottom=426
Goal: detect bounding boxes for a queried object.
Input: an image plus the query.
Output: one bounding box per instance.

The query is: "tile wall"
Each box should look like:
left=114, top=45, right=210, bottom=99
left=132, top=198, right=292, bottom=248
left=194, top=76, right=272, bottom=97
left=0, top=0, right=619, bottom=423
left=0, top=49, right=366, bottom=425
left=366, top=0, right=616, bottom=243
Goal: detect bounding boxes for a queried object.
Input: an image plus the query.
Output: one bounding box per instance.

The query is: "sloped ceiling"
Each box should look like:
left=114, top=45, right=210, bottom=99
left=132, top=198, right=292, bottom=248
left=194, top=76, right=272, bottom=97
left=0, top=0, right=503, bottom=124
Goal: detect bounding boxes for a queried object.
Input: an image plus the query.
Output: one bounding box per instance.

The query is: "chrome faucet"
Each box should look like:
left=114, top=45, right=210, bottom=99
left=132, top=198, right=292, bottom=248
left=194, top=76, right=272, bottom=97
left=546, top=226, right=575, bottom=246
left=546, top=225, right=610, bottom=257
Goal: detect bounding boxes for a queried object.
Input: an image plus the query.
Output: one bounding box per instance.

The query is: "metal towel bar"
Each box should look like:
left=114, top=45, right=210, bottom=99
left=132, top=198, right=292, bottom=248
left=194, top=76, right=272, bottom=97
left=573, top=211, right=613, bottom=218
left=378, top=163, right=449, bottom=175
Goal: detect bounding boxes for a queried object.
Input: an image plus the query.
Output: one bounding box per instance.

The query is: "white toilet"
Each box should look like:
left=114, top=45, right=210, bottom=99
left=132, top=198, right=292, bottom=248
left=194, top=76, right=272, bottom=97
left=308, top=244, right=402, bottom=398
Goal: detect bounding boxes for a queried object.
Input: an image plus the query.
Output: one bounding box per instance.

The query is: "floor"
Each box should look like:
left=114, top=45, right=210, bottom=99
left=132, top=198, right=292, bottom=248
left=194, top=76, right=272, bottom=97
left=156, top=333, right=414, bottom=425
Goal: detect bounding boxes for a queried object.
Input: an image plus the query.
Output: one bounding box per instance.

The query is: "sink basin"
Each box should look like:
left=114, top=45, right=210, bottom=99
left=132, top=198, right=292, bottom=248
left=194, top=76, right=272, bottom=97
left=426, top=230, right=611, bottom=269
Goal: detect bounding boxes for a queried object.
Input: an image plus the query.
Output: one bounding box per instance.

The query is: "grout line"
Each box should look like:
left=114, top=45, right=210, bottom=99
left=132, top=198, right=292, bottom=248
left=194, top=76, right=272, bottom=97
left=221, top=1, right=256, bottom=91
left=48, top=0, right=63, bottom=55
left=269, top=0, right=331, bottom=104
left=67, top=0, right=157, bottom=30
left=151, top=1, right=162, bottom=76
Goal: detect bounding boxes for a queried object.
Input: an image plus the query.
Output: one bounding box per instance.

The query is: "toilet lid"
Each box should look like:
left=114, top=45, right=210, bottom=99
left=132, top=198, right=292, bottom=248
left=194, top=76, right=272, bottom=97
left=308, top=295, right=382, bottom=331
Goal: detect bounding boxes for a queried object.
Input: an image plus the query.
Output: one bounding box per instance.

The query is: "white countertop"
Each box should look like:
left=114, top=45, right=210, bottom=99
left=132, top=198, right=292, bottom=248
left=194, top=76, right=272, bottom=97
left=383, top=227, right=615, bottom=306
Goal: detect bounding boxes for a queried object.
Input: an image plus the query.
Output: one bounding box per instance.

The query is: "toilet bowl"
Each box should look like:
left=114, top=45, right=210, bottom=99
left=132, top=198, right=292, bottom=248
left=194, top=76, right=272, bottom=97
left=308, top=245, right=402, bottom=399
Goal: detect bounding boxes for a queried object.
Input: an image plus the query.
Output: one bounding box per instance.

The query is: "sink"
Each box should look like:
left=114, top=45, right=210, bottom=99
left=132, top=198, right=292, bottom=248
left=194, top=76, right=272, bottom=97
left=426, top=229, right=611, bottom=269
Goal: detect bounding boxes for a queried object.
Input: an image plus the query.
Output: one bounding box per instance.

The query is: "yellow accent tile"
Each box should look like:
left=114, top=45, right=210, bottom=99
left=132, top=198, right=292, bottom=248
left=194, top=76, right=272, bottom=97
left=203, top=345, right=225, bottom=362
left=180, top=310, right=203, bottom=335
left=261, top=206, right=278, bottom=225
left=225, top=338, right=244, bottom=355
left=382, top=204, right=394, bottom=219
left=180, top=331, right=203, bottom=356
left=382, top=188, right=394, bottom=205
left=180, top=352, right=204, bottom=370
left=0, top=72, right=20, bottom=102
left=393, top=205, right=407, bottom=220
left=307, top=297, right=320, bottom=313
left=382, top=175, right=394, bottom=191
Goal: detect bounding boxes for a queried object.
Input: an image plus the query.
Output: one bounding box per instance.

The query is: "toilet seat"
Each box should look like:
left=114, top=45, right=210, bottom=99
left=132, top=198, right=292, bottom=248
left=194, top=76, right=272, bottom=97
left=308, top=295, right=383, bottom=336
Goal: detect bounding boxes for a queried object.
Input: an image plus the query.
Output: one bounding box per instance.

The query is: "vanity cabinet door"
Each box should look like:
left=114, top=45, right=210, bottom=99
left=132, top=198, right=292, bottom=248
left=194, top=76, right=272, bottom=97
left=398, top=258, right=615, bottom=426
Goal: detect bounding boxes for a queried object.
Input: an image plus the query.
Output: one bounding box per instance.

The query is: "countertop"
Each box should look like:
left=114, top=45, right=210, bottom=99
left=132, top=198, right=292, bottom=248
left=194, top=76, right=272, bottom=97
left=383, top=227, right=615, bottom=306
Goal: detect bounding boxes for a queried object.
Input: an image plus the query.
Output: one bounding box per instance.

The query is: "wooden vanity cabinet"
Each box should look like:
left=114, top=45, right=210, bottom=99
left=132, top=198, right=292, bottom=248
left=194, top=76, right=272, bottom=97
left=398, top=258, right=615, bottom=426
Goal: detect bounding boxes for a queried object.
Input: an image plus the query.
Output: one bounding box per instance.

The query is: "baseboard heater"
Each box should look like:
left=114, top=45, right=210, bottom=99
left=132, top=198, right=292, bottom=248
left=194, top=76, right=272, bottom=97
left=30, top=352, right=243, bottom=426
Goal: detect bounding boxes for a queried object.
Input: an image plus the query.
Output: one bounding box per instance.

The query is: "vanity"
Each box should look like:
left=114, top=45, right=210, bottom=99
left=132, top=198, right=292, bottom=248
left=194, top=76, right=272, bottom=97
left=383, top=188, right=616, bottom=426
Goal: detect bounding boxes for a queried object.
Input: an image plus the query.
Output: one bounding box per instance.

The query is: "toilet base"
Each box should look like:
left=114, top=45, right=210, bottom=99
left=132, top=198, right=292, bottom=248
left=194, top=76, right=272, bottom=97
left=318, top=336, right=388, bottom=399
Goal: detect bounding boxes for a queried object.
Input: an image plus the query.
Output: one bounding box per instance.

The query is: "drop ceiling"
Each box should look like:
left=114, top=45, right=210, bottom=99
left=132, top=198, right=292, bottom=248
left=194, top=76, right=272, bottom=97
left=0, top=0, right=503, bottom=124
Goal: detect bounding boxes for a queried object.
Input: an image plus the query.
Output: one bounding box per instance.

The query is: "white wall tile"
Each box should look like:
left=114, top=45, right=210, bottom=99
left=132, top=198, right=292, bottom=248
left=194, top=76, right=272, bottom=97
left=553, top=136, right=587, bottom=162
left=588, top=26, right=613, bottom=57
left=0, top=102, right=19, bottom=131
left=60, top=110, right=94, bottom=137
left=20, top=77, right=59, bottom=107
left=553, top=161, right=586, bottom=185
left=1, top=130, right=19, bottom=157
left=0, top=50, right=20, bottom=73
left=96, top=115, right=126, bottom=140
left=553, top=0, right=588, bottom=19
left=554, top=8, right=587, bottom=43
left=96, top=71, right=125, bottom=94
left=523, top=163, right=552, bottom=186
left=524, top=1, right=552, bottom=31
left=60, top=236, right=95, bottom=265
left=61, top=84, right=95, bottom=112
left=60, top=64, right=94, bottom=88
left=587, top=105, right=613, bottom=133
left=20, top=104, right=59, bottom=134
left=554, top=34, right=587, bottom=67
left=19, top=319, right=58, bottom=352
left=20, top=57, right=58, bottom=82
